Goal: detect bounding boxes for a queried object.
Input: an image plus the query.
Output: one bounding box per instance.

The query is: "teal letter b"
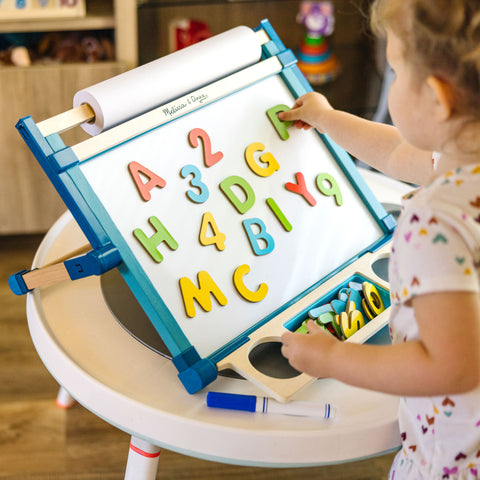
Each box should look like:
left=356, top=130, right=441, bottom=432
left=242, top=218, right=275, bottom=256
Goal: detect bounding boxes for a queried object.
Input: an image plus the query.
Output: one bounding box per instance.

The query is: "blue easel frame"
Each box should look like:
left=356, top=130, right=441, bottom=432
left=12, top=19, right=395, bottom=394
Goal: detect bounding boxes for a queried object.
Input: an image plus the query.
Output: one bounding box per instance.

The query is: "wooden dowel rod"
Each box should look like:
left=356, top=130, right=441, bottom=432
left=42, top=243, right=92, bottom=268
left=255, top=29, right=270, bottom=45
left=22, top=243, right=92, bottom=290
left=23, top=263, right=70, bottom=290
left=37, top=104, right=95, bottom=137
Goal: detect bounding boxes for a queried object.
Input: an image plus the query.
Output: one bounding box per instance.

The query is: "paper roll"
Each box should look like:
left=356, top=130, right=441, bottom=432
left=73, top=26, right=263, bottom=135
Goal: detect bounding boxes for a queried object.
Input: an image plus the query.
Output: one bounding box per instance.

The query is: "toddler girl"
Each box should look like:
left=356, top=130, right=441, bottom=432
left=279, top=0, right=480, bottom=478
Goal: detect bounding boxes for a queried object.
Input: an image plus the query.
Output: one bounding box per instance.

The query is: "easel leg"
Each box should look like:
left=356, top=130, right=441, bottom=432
left=125, top=436, right=161, bottom=480
left=56, top=386, right=76, bottom=408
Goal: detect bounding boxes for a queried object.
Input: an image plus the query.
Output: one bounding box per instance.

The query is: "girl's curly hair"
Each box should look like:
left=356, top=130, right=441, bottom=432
left=371, top=0, right=480, bottom=118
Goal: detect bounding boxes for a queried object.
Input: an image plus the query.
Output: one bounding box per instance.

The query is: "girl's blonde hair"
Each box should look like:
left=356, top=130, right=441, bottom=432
left=371, top=0, right=480, bottom=118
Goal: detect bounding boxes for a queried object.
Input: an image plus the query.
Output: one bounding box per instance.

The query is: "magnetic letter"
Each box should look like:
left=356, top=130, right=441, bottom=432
left=180, top=164, right=209, bottom=203
left=179, top=271, right=228, bottom=318
left=133, top=216, right=178, bottom=263
left=242, top=218, right=275, bottom=256
left=316, top=172, right=343, bottom=206
left=219, top=175, right=255, bottom=214
left=266, top=197, right=292, bottom=232
left=362, top=282, right=385, bottom=319
left=233, top=264, right=268, bottom=302
left=199, top=212, right=226, bottom=251
left=266, top=104, right=293, bottom=141
left=285, top=172, right=317, bottom=206
left=128, top=161, right=166, bottom=202
left=340, top=310, right=365, bottom=339
left=244, top=142, right=280, bottom=177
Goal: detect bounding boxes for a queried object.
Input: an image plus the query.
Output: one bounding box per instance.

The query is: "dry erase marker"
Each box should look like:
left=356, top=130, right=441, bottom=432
left=206, top=392, right=335, bottom=419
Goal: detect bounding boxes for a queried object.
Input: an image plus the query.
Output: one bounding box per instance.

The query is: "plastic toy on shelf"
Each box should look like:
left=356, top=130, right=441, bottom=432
left=296, top=1, right=339, bottom=85
left=169, top=18, right=212, bottom=52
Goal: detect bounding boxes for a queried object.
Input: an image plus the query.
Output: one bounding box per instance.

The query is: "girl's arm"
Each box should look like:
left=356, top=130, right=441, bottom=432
left=278, top=92, right=435, bottom=185
left=281, top=291, right=480, bottom=396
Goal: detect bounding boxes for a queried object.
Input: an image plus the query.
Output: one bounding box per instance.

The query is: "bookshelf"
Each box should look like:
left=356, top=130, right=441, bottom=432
left=0, top=0, right=137, bottom=233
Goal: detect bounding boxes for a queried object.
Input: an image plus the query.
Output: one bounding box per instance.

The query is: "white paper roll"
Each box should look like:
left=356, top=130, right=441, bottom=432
left=73, top=26, right=263, bottom=135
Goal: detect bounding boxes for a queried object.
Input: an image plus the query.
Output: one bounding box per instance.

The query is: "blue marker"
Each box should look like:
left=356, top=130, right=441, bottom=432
left=206, top=392, right=335, bottom=419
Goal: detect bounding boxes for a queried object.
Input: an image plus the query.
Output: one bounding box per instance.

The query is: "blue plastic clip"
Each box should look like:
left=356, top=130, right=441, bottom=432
left=64, top=244, right=121, bottom=280
left=8, top=269, right=32, bottom=296
left=277, top=50, right=297, bottom=69
left=173, top=346, right=218, bottom=394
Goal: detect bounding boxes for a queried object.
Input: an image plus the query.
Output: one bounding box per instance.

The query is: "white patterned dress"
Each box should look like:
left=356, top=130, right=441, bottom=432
left=387, top=163, right=480, bottom=479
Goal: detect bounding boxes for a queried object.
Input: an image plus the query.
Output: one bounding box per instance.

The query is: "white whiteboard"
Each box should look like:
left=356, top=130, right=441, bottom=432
left=80, top=74, right=384, bottom=358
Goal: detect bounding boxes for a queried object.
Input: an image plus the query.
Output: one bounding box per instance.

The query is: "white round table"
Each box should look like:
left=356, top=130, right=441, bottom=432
left=26, top=169, right=409, bottom=478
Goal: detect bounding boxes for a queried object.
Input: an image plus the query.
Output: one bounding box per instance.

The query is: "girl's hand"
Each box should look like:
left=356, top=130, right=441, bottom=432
left=278, top=92, right=334, bottom=133
left=281, top=320, right=339, bottom=379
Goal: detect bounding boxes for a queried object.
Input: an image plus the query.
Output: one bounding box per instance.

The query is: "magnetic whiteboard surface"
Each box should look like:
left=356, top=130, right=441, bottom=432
left=79, top=74, right=384, bottom=358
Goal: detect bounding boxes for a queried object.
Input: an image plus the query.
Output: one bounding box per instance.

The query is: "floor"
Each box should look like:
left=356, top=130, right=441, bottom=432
left=0, top=233, right=396, bottom=479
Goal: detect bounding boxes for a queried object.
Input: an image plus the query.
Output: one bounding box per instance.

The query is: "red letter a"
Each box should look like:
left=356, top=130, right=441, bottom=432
left=128, top=161, right=166, bottom=202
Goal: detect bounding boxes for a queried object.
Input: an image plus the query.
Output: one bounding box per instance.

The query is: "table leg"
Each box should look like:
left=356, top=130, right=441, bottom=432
left=56, top=386, right=76, bottom=408
left=125, top=436, right=161, bottom=480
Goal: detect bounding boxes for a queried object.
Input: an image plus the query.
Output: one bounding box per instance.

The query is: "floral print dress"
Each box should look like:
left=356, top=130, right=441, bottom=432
left=387, top=163, right=480, bottom=479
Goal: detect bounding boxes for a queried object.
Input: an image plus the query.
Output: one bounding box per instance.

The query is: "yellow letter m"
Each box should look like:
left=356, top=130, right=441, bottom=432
left=179, top=271, right=228, bottom=318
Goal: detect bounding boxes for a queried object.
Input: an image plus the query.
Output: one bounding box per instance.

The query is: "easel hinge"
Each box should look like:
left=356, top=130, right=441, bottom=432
left=173, top=347, right=218, bottom=394
left=277, top=49, right=297, bottom=69
left=50, top=147, right=79, bottom=172
left=64, top=244, right=122, bottom=280
left=382, top=213, right=397, bottom=233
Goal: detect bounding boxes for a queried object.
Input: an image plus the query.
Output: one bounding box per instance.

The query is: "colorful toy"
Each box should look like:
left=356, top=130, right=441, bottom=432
left=362, top=282, right=386, bottom=319
left=296, top=1, right=339, bottom=84
left=299, top=281, right=386, bottom=340
left=169, top=19, right=212, bottom=52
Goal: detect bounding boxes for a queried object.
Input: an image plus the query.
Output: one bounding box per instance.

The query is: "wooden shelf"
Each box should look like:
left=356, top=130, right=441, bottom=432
left=0, top=14, right=115, bottom=33
left=139, top=0, right=295, bottom=7
left=0, top=0, right=137, bottom=234
left=0, top=1, right=117, bottom=33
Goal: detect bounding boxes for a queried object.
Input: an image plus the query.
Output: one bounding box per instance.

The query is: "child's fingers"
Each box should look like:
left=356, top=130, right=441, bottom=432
left=277, top=113, right=311, bottom=130
left=295, top=120, right=312, bottom=130
left=277, top=110, right=296, bottom=122
left=306, top=319, right=320, bottom=333
left=281, top=329, right=293, bottom=346
left=278, top=99, right=303, bottom=120
left=280, top=329, right=297, bottom=357
left=278, top=106, right=312, bottom=131
left=280, top=336, right=290, bottom=358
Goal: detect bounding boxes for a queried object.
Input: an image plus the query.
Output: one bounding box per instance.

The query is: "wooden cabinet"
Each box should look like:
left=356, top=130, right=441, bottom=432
left=0, top=0, right=137, bottom=234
